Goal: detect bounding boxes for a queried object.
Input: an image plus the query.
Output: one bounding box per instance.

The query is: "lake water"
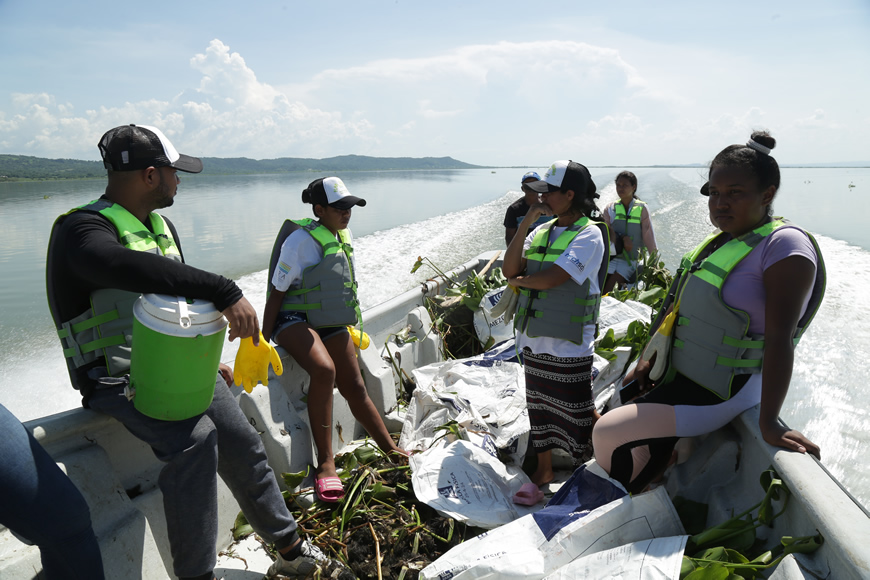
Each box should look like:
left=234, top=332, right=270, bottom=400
left=1, top=166, right=868, bottom=507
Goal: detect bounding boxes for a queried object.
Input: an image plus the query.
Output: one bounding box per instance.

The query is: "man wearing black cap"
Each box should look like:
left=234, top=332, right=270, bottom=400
left=504, top=171, right=553, bottom=246
left=45, top=125, right=347, bottom=580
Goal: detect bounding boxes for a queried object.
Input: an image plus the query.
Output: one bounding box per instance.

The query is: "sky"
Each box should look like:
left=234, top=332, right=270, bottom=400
left=0, top=0, right=868, bottom=167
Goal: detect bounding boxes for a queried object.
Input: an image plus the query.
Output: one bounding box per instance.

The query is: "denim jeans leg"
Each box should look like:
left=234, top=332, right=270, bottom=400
left=0, top=403, right=105, bottom=580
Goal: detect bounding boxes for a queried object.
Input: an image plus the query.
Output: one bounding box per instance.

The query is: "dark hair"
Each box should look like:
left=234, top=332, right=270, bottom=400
left=301, top=178, right=325, bottom=217
left=615, top=170, right=638, bottom=197
left=709, top=130, right=780, bottom=194
left=568, top=173, right=601, bottom=219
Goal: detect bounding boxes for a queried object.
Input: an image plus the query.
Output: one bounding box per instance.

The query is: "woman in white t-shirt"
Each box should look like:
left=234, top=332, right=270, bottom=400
left=503, top=160, right=608, bottom=493
left=263, top=177, right=405, bottom=503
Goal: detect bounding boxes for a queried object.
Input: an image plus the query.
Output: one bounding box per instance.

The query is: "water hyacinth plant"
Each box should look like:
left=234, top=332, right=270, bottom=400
left=232, top=440, right=473, bottom=579
left=412, top=254, right=507, bottom=359
left=678, top=468, right=823, bottom=579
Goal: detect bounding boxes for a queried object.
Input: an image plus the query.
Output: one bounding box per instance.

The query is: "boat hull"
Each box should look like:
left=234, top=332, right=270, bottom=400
left=2, top=251, right=868, bottom=579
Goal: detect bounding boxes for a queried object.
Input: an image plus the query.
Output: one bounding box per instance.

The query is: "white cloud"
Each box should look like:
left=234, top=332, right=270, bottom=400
left=793, top=108, right=838, bottom=129
left=290, top=40, right=661, bottom=115
left=2, top=36, right=863, bottom=165
left=2, top=38, right=655, bottom=161
left=0, top=40, right=378, bottom=160
left=585, top=113, right=650, bottom=134
left=418, top=100, right=463, bottom=119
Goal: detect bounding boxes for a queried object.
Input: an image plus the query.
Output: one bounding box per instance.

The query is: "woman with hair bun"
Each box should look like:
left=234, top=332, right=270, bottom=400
left=263, top=177, right=405, bottom=503
left=592, top=131, right=826, bottom=494
left=601, top=171, right=658, bottom=293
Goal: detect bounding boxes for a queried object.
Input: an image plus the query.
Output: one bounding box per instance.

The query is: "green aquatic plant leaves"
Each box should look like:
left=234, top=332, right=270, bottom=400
left=757, top=468, right=789, bottom=526
left=281, top=466, right=311, bottom=491
left=232, top=511, right=254, bottom=541
left=782, top=534, right=823, bottom=555
left=683, top=562, right=731, bottom=580
left=417, top=255, right=509, bottom=359
left=682, top=469, right=822, bottom=579
left=594, top=320, right=650, bottom=367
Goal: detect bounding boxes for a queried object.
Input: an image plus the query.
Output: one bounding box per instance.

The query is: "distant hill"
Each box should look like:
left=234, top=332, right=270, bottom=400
left=200, top=154, right=481, bottom=174
left=0, top=156, right=105, bottom=180
left=0, top=154, right=481, bottom=181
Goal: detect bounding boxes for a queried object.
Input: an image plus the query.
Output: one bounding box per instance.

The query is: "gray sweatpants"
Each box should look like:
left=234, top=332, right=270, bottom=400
left=89, top=375, right=298, bottom=578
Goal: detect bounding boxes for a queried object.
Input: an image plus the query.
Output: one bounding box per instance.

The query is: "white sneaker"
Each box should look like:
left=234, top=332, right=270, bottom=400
left=266, top=540, right=352, bottom=579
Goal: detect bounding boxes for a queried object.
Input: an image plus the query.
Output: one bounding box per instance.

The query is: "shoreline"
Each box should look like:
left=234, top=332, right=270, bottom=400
left=4, top=164, right=868, bottom=184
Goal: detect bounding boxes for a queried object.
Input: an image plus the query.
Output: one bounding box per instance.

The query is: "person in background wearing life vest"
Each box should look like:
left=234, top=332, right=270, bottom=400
left=601, top=171, right=658, bottom=294
left=502, top=160, right=609, bottom=495
left=262, top=177, right=406, bottom=504
left=592, top=131, right=825, bottom=495
left=503, top=171, right=554, bottom=246
left=45, top=125, right=347, bottom=580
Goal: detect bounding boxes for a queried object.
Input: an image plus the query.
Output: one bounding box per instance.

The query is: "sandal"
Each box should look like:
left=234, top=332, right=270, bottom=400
left=315, top=476, right=345, bottom=502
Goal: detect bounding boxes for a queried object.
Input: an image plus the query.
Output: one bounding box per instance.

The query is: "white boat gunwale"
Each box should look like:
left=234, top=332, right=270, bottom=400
left=3, top=250, right=868, bottom=579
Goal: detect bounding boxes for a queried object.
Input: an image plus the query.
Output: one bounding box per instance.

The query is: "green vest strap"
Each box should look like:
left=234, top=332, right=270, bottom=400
left=57, top=309, right=121, bottom=338
left=63, top=333, right=127, bottom=358
left=721, top=335, right=764, bottom=349
left=715, top=356, right=763, bottom=369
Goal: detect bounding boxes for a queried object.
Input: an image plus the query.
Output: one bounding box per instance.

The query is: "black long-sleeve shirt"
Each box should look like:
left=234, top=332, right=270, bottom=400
left=46, top=197, right=242, bottom=401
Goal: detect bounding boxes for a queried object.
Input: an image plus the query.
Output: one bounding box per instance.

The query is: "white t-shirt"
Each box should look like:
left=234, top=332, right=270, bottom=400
left=271, top=226, right=356, bottom=292
left=516, top=222, right=605, bottom=358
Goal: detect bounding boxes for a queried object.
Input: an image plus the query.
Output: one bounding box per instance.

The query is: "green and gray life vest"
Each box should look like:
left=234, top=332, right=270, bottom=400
left=268, top=218, right=360, bottom=329
left=612, top=200, right=646, bottom=261
left=514, top=217, right=609, bottom=343
left=48, top=199, right=182, bottom=385
left=668, top=218, right=826, bottom=400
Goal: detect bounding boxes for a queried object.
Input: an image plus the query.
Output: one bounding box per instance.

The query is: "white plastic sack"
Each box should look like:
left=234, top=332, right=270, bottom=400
left=598, top=296, right=652, bottom=340
left=410, top=439, right=541, bottom=529
left=542, top=536, right=688, bottom=580
left=420, top=464, right=685, bottom=580
left=399, top=358, right=529, bottom=465
left=473, top=287, right=515, bottom=346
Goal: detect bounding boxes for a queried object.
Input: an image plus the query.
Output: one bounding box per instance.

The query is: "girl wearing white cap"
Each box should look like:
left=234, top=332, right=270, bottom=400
left=503, top=161, right=609, bottom=493
left=263, top=177, right=405, bottom=503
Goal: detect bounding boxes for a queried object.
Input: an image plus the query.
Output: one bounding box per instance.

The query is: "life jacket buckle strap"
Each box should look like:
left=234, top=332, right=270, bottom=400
left=716, top=356, right=762, bottom=369
left=59, top=321, right=82, bottom=358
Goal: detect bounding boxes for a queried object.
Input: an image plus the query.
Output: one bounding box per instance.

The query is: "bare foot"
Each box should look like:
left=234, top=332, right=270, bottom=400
left=531, top=470, right=555, bottom=487
left=314, top=459, right=338, bottom=480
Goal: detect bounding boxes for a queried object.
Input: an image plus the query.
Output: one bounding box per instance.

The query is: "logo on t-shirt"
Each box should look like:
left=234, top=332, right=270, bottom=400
left=275, top=260, right=291, bottom=283
left=567, top=255, right=585, bottom=271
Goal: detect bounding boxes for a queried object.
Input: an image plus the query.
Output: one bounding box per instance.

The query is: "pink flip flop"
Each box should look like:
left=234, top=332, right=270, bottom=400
left=512, top=482, right=544, bottom=506
left=315, top=476, right=345, bottom=503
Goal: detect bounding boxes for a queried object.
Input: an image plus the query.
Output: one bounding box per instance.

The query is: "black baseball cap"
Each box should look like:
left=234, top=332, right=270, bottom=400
left=98, top=124, right=203, bottom=173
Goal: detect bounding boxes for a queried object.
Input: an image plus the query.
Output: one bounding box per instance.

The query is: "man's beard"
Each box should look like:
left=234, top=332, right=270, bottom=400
left=154, top=170, right=175, bottom=209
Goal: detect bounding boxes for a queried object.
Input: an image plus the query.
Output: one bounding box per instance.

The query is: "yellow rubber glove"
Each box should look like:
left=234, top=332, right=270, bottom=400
left=641, top=308, right=677, bottom=382
left=233, top=332, right=284, bottom=393
left=348, top=326, right=370, bottom=349
left=489, top=284, right=519, bottom=324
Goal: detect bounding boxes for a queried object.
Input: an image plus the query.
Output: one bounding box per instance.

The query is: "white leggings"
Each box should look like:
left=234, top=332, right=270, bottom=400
left=592, top=375, right=761, bottom=492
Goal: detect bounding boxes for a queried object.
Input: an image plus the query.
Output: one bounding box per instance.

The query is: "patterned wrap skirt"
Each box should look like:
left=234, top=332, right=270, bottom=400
left=522, top=349, right=595, bottom=465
